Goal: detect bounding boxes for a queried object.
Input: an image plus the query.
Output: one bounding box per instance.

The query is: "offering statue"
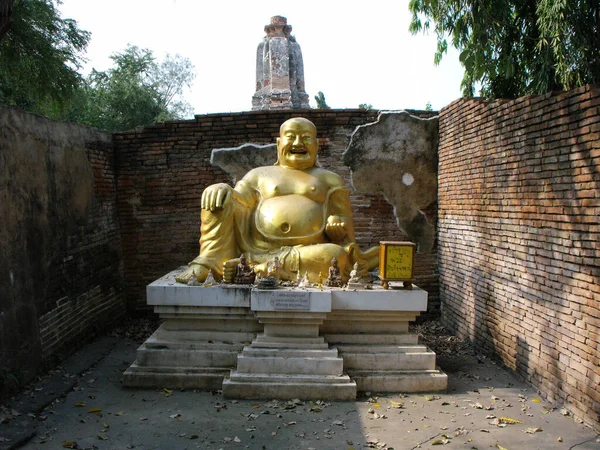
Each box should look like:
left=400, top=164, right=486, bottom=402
left=176, top=117, right=379, bottom=284
left=348, top=262, right=361, bottom=283
left=233, top=253, right=256, bottom=284
left=325, top=257, right=343, bottom=287
left=346, top=261, right=367, bottom=289
left=203, top=269, right=217, bottom=287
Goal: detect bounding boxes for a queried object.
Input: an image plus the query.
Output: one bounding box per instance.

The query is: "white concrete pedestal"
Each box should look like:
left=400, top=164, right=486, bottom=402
left=122, top=271, right=261, bottom=389
left=322, top=289, right=448, bottom=393
left=124, top=269, right=447, bottom=398
left=222, top=290, right=356, bottom=400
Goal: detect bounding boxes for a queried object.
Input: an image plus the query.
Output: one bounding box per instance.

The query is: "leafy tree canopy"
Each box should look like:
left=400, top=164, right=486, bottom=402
left=314, top=91, right=330, bottom=109
left=0, top=0, right=90, bottom=114
left=72, top=45, right=196, bottom=132
left=358, top=103, right=373, bottom=110
left=409, top=0, right=600, bottom=98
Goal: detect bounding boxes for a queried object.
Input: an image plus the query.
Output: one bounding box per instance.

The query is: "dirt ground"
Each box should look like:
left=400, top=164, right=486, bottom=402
left=1, top=319, right=598, bottom=450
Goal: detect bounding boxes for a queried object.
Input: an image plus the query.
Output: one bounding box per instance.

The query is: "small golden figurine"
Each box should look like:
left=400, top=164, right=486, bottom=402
left=317, top=271, right=323, bottom=289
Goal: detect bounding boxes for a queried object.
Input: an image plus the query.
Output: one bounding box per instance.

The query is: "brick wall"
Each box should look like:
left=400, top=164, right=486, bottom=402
left=0, top=106, right=126, bottom=399
left=438, top=85, right=600, bottom=427
left=114, top=109, right=440, bottom=315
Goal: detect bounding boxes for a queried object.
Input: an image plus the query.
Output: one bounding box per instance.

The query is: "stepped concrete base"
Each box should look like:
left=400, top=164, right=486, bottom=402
left=349, top=370, right=449, bottom=393
left=124, top=268, right=447, bottom=397
left=223, top=290, right=357, bottom=400
left=323, top=289, right=448, bottom=393
left=122, top=270, right=261, bottom=389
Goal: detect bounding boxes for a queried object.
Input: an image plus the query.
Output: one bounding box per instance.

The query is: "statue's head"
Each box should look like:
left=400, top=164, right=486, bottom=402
left=331, top=257, right=338, bottom=267
left=276, top=117, right=318, bottom=170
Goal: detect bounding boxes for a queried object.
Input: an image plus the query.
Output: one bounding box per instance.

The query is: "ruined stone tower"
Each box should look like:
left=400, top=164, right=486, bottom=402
left=252, top=16, right=310, bottom=110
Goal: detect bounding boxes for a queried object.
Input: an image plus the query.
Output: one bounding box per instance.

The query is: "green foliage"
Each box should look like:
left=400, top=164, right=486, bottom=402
left=0, top=0, right=90, bottom=114
left=358, top=103, right=373, bottom=110
left=314, top=91, right=330, bottom=109
left=409, top=0, right=600, bottom=98
left=73, top=45, right=196, bottom=132
left=425, top=101, right=433, bottom=111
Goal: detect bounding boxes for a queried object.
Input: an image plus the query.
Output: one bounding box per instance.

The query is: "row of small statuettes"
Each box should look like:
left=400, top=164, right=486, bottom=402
left=185, top=254, right=368, bottom=290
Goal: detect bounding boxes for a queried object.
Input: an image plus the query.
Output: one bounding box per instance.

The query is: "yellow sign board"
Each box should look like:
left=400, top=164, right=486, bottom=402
left=384, top=245, right=414, bottom=279
left=379, top=241, right=416, bottom=289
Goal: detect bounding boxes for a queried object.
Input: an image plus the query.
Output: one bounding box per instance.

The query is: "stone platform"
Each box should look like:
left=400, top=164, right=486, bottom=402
left=123, top=268, right=447, bottom=399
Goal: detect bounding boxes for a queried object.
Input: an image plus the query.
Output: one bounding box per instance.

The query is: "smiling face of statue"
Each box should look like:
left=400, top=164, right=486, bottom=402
left=276, top=118, right=318, bottom=170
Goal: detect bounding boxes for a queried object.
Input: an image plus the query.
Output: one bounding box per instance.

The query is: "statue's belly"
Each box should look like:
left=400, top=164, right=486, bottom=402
left=255, top=195, right=325, bottom=242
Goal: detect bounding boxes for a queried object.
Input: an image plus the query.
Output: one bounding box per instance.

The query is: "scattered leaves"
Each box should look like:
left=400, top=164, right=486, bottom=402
left=525, top=427, right=543, bottom=434
left=73, top=402, right=86, bottom=407
left=499, top=417, right=522, bottom=424
left=61, top=441, right=78, bottom=449
left=159, top=388, right=173, bottom=397
left=87, top=407, right=102, bottom=413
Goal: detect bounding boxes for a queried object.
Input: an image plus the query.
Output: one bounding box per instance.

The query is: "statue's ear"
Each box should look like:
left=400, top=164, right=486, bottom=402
left=274, top=137, right=281, bottom=165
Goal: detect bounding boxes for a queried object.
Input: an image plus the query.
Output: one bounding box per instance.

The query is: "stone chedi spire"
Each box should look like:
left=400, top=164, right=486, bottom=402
left=252, top=16, right=310, bottom=110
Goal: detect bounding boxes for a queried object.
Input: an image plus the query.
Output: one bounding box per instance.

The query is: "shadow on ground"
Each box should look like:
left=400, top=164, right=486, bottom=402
left=0, top=319, right=598, bottom=450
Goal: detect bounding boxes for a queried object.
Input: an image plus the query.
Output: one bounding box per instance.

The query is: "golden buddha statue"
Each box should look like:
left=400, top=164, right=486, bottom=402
left=176, top=117, right=378, bottom=284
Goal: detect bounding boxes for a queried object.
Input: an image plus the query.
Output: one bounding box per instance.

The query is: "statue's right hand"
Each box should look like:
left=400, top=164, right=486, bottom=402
left=222, top=258, right=241, bottom=283
left=201, top=183, right=233, bottom=211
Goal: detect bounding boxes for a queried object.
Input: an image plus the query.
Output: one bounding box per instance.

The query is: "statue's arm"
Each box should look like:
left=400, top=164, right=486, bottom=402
left=200, top=176, right=258, bottom=212
left=326, top=186, right=356, bottom=243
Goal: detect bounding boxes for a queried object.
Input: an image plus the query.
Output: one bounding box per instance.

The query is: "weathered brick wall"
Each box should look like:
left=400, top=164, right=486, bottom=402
left=438, top=85, right=600, bottom=427
left=114, top=109, right=440, bottom=315
left=0, top=106, right=126, bottom=399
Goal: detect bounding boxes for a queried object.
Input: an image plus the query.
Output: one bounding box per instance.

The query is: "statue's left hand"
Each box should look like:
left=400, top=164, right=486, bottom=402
left=325, top=215, right=348, bottom=242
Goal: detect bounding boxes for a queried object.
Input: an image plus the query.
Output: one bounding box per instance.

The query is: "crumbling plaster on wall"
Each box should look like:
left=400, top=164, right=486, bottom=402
left=343, top=111, right=439, bottom=253
left=211, top=143, right=277, bottom=183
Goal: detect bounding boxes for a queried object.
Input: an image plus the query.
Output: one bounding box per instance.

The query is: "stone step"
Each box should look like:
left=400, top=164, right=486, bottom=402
left=135, top=344, right=240, bottom=368
left=348, top=369, right=448, bottom=393
left=253, top=334, right=329, bottom=349
left=236, top=355, right=344, bottom=375
left=222, top=375, right=356, bottom=400
left=341, top=351, right=437, bottom=371
left=322, top=333, right=420, bottom=345
left=336, top=344, right=428, bottom=354
left=152, top=330, right=256, bottom=344
left=227, top=372, right=353, bottom=384
left=242, top=347, right=339, bottom=358
left=143, top=340, right=246, bottom=351
left=122, top=364, right=228, bottom=389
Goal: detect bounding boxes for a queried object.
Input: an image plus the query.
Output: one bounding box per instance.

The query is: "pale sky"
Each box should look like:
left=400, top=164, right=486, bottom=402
left=58, top=0, right=465, bottom=116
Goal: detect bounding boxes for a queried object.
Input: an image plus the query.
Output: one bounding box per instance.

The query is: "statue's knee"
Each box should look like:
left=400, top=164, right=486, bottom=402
left=321, top=244, right=348, bottom=268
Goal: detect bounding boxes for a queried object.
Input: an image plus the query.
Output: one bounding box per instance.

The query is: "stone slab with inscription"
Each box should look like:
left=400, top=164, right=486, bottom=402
left=251, top=288, right=331, bottom=312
